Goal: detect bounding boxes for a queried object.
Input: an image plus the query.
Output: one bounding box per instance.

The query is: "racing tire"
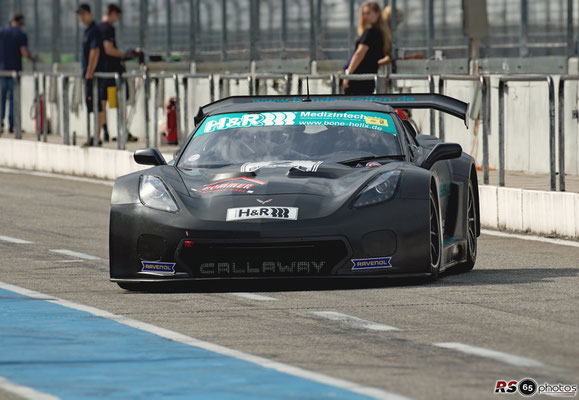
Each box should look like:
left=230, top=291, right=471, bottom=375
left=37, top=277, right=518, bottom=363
left=428, top=184, right=443, bottom=280
left=453, top=179, right=477, bottom=273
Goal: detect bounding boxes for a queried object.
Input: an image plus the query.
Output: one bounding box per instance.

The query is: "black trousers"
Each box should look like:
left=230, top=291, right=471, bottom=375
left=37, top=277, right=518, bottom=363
left=85, top=79, right=106, bottom=113
left=344, top=80, right=375, bottom=95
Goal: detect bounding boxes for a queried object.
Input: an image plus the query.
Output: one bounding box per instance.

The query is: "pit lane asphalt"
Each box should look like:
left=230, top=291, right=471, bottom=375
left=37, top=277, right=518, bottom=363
left=0, top=171, right=578, bottom=400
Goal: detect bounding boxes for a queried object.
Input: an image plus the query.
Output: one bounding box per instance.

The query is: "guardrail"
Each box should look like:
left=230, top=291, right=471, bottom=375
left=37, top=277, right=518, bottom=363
left=218, top=74, right=252, bottom=99
left=182, top=73, right=215, bottom=141
left=3, top=70, right=577, bottom=193
left=337, top=73, right=382, bottom=95
left=59, top=72, right=82, bottom=146
left=93, top=72, right=122, bottom=148
left=296, top=74, right=337, bottom=95
left=253, top=74, right=292, bottom=96
left=218, top=73, right=291, bottom=99
left=439, top=74, right=490, bottom=184
left=0, top=70, right=22, bottom=139
left=498, top=75, right=557, bottom=191
left=557, top=75, right=579, bottom=192
left=149, top=72, right=181, bottom=147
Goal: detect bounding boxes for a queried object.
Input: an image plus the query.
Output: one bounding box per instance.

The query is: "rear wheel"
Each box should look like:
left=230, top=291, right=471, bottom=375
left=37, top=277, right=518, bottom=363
left=454, top=179, right=477, bottom=273
left=428, top=187, right=442, bottom=279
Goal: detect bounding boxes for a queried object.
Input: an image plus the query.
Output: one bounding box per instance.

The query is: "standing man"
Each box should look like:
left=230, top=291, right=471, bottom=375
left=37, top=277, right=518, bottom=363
left=100, top=3, right=140, bottom=142
left=77, top=3, right=106, bottom=147
left=0, top=13, right=34, bottom=134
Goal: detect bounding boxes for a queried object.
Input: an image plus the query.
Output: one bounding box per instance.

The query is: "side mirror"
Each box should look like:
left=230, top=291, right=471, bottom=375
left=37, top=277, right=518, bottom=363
left=134, top=148, right=167, bottom=166
left=420, top=143, right=462, bottom=170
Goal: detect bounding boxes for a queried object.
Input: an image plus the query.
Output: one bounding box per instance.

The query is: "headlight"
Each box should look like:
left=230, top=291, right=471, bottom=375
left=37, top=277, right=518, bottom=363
left=353, top=170, right=401, bottom=208
left=139, top=175, right=179, bottom=213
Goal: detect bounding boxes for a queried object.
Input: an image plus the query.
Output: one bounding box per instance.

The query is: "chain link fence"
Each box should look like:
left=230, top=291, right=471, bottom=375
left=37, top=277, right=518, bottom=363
left=0, top=0, right=577, bottom=64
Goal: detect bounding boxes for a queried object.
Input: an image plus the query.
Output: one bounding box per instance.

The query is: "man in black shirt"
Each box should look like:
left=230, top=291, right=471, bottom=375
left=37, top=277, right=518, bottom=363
left=77, top=3, right=106, bottom=146
left=100, top=3, right=139, bottom=142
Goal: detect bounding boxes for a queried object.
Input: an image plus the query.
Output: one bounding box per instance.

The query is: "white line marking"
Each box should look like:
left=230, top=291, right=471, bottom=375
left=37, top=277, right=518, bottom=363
left=0, top=235, right=32, bottom=244
left=311, top=311, right=399, bottom=332
left=0, top=376, right=59, bottom=400
left=54, top=260, right=86, bottom=263
left=0, top=167, right=114, bottom=186
left=481, top=229, right=579, bottom=248
left=228, top=292, right=278, bottom=301
left=49, top=250, right=101, bottom=260
left=0, top=281, right=410, bottom=400
left=434, top=342, right=547, bottom=368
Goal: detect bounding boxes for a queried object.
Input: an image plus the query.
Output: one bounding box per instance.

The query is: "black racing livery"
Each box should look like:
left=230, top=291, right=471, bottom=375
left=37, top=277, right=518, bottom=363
left=109, top=93, right=480, bottom=290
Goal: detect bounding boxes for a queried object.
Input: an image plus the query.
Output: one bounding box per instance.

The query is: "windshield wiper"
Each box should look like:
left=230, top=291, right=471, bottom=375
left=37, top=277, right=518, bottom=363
left=180, top=163, right=233, bottom=170
left=337, top=154, right=405, bottom=165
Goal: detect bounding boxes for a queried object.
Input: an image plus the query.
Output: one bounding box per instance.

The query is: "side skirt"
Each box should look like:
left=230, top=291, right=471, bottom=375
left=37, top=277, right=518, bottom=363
left=440, top=238, right=467, bottom=272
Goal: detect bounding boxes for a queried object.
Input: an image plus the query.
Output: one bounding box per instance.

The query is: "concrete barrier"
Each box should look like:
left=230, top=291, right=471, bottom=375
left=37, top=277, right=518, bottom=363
left=0, top=138, right=172, bottom=181
left=1, top=138, right=578, bottom=239
left=479, top=185, right=578, bottom=238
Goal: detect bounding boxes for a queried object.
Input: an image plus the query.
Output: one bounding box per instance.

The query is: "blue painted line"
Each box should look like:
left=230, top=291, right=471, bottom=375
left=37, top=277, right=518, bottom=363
left=0, top=288, right=377, bottom=400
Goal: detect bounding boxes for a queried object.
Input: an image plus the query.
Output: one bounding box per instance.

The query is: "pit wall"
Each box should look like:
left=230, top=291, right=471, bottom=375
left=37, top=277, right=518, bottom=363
left=0, top=138, right=577, bottom=239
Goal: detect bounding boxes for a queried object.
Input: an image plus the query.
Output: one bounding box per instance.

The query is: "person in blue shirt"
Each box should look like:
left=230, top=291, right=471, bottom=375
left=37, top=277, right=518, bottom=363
left=77, top=3, right=106, bottom=146
left=0, top=13, right=34, bottom=134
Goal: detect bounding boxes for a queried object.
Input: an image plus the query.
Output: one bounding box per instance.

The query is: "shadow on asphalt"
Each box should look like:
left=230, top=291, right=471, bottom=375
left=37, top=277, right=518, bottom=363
left=117, top=267, right=579, bottom=293
left=118, top=277, right=429, bottom=293
left=440, top=267, right=579, bottom=285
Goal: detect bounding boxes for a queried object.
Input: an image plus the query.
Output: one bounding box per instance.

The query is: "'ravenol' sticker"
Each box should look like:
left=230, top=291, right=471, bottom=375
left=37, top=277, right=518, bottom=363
left=199, top=111, right=397, bottom=136
left=140, top=261, right=176, bottom=276
left=351, top=257, right=392, bottom=270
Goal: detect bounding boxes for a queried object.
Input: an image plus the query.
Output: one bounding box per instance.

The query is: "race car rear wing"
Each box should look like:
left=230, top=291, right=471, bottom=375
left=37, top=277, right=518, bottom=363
left=195, top=93, right=470, bottom=128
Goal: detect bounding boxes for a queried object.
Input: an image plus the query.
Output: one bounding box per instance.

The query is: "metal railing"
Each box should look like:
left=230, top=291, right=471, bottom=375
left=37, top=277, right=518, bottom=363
left=296, top=74, right=337, bottom=95
left=218, top=74, right=252, bottom=99
left=149, top=72, right=181, bottom=147
left=253, top=74, right=293, bottom=96
left=557, top=75, right=579, bottom=192
left=4, top=70, right=578, bottom=194
left=218, top=73, right=292, bottom=99
left=498, top=75, right=557, bottom=191
left=337, top=73, right=383, bottom=95
left=93, top=72, right=122, bottom=148
left=182, top=73, right=215, bottom=140
left=439, top=74, right=490, bottom=184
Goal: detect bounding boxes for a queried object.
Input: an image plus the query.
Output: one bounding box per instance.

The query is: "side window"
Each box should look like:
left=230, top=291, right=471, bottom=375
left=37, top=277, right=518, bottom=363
left=400, top=123, right=419, bottom=161
left=402, top=120, right=419, bottom=146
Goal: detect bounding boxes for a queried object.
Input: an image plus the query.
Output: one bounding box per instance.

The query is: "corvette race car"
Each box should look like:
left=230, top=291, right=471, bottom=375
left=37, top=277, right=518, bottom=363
left=109, top=93, right=480, bottom=290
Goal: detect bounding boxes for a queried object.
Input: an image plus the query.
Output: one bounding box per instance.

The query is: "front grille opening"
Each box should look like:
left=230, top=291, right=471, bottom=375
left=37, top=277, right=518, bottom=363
left=179, top=240, right=348, bottom=277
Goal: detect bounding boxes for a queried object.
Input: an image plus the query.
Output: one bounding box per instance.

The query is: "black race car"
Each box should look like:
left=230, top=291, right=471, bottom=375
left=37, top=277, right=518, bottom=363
left=110, top=94, right=480, bottom=290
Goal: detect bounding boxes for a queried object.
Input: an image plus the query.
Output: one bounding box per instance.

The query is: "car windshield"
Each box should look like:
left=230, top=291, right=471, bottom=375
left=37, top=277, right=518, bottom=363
left=178, top=110, right=401, bottom=169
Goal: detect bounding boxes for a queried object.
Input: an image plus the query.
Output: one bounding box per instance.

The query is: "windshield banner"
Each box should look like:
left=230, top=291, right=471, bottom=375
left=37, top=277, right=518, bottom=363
left=199, top=111, right=397, bottom=135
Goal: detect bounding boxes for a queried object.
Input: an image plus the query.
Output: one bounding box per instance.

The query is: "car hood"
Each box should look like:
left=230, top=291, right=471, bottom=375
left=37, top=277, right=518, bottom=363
left=173, top=161, right=400, bottom=221
left=177, top=160, right=396, bottom=198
